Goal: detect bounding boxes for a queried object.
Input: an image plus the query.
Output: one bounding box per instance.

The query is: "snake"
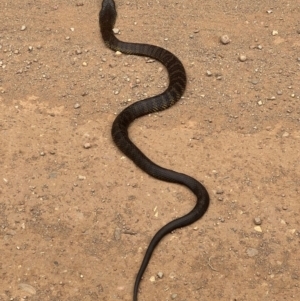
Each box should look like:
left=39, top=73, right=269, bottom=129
left=99, top=0, right=210, bottom=300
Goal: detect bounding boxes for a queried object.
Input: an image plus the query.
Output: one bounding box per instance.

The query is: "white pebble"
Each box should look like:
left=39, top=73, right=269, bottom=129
left=149, top=276, right=155, bottom=282
left=220, top=35, right=230, bottom=45
left=157, top=271, right=164, bottom=279
left=239, top=54, right=247, bottom=62
left=282, top=132, right=289, bottom=138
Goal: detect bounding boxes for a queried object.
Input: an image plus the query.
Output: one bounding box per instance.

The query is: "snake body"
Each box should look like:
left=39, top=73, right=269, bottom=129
left=99, top=0, right=210, bottom=300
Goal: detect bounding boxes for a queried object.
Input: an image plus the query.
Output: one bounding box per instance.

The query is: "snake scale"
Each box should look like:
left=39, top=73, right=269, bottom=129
left=99, top=0, right=210, bottom=300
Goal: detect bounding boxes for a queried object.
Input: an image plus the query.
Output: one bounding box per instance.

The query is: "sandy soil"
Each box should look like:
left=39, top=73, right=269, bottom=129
left=0, top=1, right=299, bottom=300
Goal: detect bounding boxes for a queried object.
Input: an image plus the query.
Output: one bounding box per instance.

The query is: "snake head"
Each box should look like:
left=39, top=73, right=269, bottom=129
left=100, top=0, right=117, bottom=32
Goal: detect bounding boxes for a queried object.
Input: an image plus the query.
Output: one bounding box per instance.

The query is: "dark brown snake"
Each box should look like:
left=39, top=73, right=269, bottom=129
left=99, top=0, right=210, bottom=300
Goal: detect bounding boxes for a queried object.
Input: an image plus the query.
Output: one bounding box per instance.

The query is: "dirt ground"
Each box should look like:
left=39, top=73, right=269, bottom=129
left=0, top=0, right=299, bottom=300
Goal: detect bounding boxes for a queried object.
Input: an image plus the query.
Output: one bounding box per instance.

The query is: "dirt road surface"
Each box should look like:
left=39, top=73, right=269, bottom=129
left=0, top=1, right=299, bottom=300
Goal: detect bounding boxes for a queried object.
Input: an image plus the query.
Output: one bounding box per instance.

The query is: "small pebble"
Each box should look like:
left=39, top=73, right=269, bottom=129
left=115, top=51, right=122, bottom=56
left=78, top=175, right=86, bottom=180
left=272, top=30, right=278, bottom=36
left=76, top=49, right=82, bottom=55
left=82, top=62, right=87, bottom=66
left=239, top=54, right=247, bottom=62
left=28, top=46, right=33, bottom=52
left=257, top=100, right=263, bottom=106
left=18, top=283, right=36, bottom=295
left=247, top=248, right=259, bottom=257
left=84, top=143, right=91, bottom=149
left=277, top=90, right=283, bottom=95
left=157, top=272, right=164, bottom=279
left=21, top=25, right=27, bottom=31
left=257, top=45, right=263, bottom=50
left=74, top=103, right=81, bottom=109
left=220, top=35, right=230, bottom=45
left=254, top=226, right=262, bottom=232
left=114, top=228, right=121, bottom=240
left=149, top=276, right=155, bottom=282
left=171, top=294, right=178, bottom=299
left=282, top=132, right=289, bottom=138
left=113, top=28, right=120, bottom=34
left=253, top=217, right=262, bottom=225
left=206, top=70, right=212, bottom=76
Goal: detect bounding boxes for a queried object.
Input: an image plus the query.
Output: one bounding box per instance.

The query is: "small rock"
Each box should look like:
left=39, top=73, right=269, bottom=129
left=74, top=103, right=81, bottom=109
left=254, top=226, right=262, bottom=232
left=114, top=228, right=121, bottom=240
left=115, top=51, right=122, bottom=56
left=157, top=272, right=164, bottom=279
left=18, top=283, right=36, bottom=295
left=257, top=100, right=263, bottom=106
left=21, top=25, right=27, bottom=31
left=272, top=30, right=278, bottom=36
left=149, top=276, right=155, bottom=282
left=206, top=70, right=212, bottom=76
left=84, top=143, right=91, bottom=149
left=216, top=188, right=224, bottom=194
left=282, top=132, right=289, bottom=138
left=257, top=45, right=263, bottom=50
left=76, top=49, right=82, bottom=55
left=78, top=175, right=86, bottom=180
left=239, top=54, right=247, bottom=62
left=220, top=35, right=230, bottom=45
left=253, top=217, right=262, bottom=225
left=82, top=62, right=87, bottom=66
left=246, top=248, right=258, bottom=257
left=171, top=294, right=178, bottom=299
left=113, top=28, right=120, bottom=34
